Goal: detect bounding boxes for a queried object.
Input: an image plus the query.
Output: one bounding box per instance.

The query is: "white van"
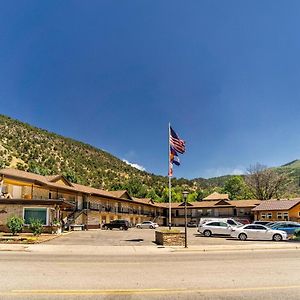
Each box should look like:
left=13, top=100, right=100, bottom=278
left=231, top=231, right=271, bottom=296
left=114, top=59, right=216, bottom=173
left=198, top=218, right=242, bottom=227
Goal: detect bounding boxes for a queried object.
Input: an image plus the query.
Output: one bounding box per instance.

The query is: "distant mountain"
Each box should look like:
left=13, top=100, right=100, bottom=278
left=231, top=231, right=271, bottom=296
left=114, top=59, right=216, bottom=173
left=281, top=159, right=300, bottom=167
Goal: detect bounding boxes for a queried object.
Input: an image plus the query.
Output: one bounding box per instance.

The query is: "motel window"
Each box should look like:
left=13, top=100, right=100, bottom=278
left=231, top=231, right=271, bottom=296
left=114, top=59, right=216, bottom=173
left=266, top=213, right=272, bottom=219
left=277, top=213, right=282, bottom=220
left=261, top=213, right=266, bottom=219
left=207, top=209, right=212, bottom=216
left=283, top=212, right=289, bottom=220
left=24, top=208, right=47, bottom=225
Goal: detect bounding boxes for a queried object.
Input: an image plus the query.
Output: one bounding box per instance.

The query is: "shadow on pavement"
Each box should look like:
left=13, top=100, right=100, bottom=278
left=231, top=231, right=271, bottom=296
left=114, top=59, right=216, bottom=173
left=123, top=239, right=144, bottom=242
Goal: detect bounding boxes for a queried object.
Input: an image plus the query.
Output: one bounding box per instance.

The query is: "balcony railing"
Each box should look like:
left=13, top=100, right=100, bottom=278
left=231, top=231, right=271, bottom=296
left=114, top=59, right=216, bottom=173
left=87, top=202, right=157, bottom=217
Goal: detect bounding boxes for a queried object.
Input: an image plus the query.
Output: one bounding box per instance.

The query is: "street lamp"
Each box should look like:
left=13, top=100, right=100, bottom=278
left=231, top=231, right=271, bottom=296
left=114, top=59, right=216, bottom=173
left=182, top=191, right=189, bottom=248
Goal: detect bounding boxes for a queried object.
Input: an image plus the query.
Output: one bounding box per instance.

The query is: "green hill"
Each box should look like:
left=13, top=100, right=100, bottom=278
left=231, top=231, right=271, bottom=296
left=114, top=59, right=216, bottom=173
left=1, top=114, right=300, bottom=200
left=0, top=115, right=194, bottom=200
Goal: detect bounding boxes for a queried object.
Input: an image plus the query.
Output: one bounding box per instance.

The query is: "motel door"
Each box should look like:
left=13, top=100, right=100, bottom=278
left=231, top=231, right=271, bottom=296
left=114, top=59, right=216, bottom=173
left=214, top=209, right=219, bottom=217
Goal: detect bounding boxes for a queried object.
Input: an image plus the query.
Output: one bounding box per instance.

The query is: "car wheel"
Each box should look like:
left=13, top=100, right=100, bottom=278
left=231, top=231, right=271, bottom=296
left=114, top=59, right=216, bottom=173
left=137, top=225, right=141, bottom=229
left=150, top=225, right=154, bottom=229
left=273, top=234, right=282, bottom=241
left=238, top=233, right=247, bottom=241
left=120, top=226, right=124, bottom=230
left=109, top=228, right=112, bottom=230
left=103, top=226, right=108, bottom=230
left=203, top=230, right=212, bottom=237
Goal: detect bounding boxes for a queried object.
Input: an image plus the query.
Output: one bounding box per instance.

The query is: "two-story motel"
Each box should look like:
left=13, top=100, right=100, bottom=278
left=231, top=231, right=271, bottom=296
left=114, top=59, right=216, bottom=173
left=0, top=168, right=267, bottom=232
left=0, top=168, right=165, bottom=232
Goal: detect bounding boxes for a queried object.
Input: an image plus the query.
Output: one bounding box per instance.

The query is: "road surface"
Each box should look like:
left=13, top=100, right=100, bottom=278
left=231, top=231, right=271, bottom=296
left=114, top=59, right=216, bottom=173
left=0, top=247, right=300, bottom=299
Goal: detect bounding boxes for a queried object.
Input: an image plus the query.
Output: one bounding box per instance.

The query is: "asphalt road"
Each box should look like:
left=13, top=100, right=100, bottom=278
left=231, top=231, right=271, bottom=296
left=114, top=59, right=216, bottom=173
left=1, top=248, right=300, bottom=299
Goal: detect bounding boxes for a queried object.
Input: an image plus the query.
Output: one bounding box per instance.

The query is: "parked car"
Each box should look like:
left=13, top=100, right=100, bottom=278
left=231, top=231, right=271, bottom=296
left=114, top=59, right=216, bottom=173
left=236, top=218, right=251, bottom=225
left=252, top=221, right=275, bottom=226
left=198, top=221, right=233, bottom=237
left=136, top=221, right=158, bottom=229
left=102, top=220, right=129, bottom=230
left=199, top=218, right=243, bottom=227
left=269, top=222, right=300, bottom=235
left=187, top=220, right=198, bottom=227
left=230, top=224, right=287, bottom=241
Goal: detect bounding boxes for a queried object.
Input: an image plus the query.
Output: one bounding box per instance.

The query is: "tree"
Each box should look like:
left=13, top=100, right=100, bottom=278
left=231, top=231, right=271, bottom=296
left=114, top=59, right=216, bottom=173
left=245, top=163, right=290, bottom=200
left=222, top=176, right=251, bottom=200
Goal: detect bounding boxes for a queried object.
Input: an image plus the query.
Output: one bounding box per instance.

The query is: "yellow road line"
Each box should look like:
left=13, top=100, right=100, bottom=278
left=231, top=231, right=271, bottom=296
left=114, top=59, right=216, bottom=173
left=10, top=285, right=300, bottom=295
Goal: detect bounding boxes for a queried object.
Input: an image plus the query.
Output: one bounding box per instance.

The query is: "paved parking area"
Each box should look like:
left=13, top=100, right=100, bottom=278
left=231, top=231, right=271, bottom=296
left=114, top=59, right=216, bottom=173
left=46, top=227, right=282, bottom=246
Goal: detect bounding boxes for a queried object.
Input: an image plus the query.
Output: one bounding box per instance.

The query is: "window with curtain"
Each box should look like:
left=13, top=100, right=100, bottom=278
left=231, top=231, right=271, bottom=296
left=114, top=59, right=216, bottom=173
left=24, top=208, right=47, bottom=225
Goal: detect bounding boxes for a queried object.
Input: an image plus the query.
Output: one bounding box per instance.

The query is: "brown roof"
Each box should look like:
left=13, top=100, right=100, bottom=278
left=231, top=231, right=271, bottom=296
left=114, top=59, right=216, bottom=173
left=155, top=200, right=234, bottom=209
left=0, top=168, right=78, bottom=193
left=0, top=168, right=128, bottom=199
left=45, top=175, right=62, bottom=182
left=203, top=192, right=229, bottom=201
left=252, top=199, right=300, bottom=211
left=229, top=200, right=261, bottom=208
left=133, top=197, right=155, bottom=206
left=1, top=168, right=49, bottom=183
left=72, top=183, right=113, bottom=197
left=109, top=190, right=132, bottom=199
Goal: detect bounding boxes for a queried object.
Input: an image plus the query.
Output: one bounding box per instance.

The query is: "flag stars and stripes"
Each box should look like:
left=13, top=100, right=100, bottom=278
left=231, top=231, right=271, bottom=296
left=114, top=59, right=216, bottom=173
left=170, top=127, right=185, bottom=154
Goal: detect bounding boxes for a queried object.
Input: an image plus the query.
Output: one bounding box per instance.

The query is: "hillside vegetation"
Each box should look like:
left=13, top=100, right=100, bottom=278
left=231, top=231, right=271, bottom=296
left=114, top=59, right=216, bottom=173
left=1, top=114, right=300, bottom=201
left=0, top=115, right=197, bottom=201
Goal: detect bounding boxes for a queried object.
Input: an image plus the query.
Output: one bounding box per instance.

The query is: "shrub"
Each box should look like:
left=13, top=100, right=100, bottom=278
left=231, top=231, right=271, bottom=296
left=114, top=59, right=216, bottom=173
left=29, top=218, right=43, bottom=236
left=6, top=216, right=24, bottom=236
left=294, top=228, right=300, bottom=237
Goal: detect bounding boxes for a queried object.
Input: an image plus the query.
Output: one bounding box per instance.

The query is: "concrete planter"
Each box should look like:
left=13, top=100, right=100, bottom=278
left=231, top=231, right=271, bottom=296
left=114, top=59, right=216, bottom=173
left=155, top=230, right=185, bottom=246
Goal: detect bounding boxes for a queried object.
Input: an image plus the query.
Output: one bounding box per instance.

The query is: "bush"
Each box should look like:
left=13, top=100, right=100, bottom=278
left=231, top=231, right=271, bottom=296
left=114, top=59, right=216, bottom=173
left=294, top=228, right=300, bottom=237
left=29, top=218, right=43, bottom=236
left=6, top=216, right=24, bottom=235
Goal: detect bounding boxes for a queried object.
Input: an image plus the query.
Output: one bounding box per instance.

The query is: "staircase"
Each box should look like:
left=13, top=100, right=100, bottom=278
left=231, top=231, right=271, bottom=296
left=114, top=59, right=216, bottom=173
left=152, top=216, right=159, bottom=223
left=65, top=209, right=87, bottom=230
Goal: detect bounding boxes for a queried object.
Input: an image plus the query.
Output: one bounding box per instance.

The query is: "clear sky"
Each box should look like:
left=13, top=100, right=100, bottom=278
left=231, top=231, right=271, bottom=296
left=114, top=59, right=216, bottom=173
left=1, top=1, right=300, bottom=179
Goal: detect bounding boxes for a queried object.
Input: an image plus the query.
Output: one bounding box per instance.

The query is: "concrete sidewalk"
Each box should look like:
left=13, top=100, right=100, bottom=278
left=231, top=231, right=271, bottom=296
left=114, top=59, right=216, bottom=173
left=0, top=241, right=300, bottom=255
left=170, top=242, right=300, bottom=253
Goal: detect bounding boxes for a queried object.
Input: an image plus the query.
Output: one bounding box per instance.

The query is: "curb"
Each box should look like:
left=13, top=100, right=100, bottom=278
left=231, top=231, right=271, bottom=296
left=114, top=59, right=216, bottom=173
left=170, top=245, right=300, bottom=253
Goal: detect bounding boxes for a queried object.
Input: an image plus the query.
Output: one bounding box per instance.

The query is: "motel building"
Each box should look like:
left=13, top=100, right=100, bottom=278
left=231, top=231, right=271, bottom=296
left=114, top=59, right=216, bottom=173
left=252, top=199, right=300, bottom=222
left=158, top=192, right=261, bottom=226
left=0, top=168, right=165, bottom=232
left=2, top=168, right=300, bottom=232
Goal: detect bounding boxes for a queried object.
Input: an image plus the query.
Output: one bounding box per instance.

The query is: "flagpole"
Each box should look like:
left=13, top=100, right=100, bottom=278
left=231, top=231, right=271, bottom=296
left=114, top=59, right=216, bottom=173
left=168, top=123, right=172, bottom=230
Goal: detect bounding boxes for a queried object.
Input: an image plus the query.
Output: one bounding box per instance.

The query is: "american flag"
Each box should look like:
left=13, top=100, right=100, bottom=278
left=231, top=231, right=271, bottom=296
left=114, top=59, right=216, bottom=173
left=170, top=126, right=185, bottom=154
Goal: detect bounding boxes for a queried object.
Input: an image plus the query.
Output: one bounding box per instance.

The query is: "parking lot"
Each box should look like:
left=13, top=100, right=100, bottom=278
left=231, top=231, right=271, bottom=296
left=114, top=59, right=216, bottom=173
left=46, top=227, right=284, bottom=246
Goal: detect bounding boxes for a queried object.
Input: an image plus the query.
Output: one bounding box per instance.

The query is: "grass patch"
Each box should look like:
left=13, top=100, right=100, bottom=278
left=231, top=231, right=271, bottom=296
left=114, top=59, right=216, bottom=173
left=0, top=233, right=60, bottom=244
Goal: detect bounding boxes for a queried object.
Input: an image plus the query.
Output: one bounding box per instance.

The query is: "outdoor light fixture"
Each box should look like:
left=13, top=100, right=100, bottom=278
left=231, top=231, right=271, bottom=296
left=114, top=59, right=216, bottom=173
left=182, top=191, right=189, bottom=248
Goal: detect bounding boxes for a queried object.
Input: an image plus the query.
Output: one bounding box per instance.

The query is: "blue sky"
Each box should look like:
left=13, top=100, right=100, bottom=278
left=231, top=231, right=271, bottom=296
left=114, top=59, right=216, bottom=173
left=1, top=1, right=300, bottom=179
